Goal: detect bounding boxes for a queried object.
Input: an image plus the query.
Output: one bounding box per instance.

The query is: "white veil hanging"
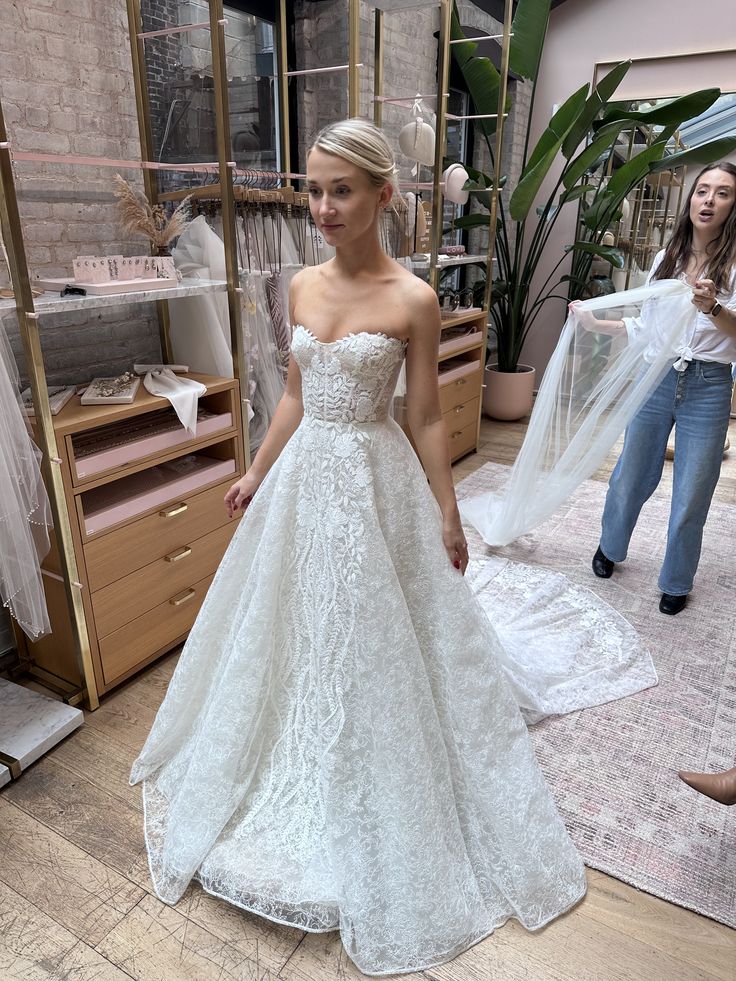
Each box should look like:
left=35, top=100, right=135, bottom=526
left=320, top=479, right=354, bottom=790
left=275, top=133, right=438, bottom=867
left=170, top=215, right=233, bottom=378
left=0, top=317, right=52, bottom=639
left=460, top=279, right=695, bottom=545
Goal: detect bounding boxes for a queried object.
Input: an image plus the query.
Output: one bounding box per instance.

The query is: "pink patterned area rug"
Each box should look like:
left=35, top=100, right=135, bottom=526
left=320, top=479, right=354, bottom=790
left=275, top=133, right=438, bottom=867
left=457, top=462, right=736, bottom=929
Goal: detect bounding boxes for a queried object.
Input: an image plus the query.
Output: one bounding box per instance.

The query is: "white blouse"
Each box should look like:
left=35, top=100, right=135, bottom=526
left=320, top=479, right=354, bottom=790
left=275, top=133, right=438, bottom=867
left=626, top=249, right=736, bottom=369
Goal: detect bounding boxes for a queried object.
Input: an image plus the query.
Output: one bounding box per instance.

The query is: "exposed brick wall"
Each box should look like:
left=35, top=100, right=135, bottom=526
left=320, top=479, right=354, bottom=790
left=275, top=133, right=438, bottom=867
left=141, top=0, right=182, bottom=161
left=0, top=0, right=532, bottom=382
left=0, top=0, right=160, bottom=386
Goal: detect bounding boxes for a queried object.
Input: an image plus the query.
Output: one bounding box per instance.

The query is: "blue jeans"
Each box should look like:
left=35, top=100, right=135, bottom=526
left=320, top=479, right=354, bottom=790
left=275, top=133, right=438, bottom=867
left=600, top=360, right=733, bottom=595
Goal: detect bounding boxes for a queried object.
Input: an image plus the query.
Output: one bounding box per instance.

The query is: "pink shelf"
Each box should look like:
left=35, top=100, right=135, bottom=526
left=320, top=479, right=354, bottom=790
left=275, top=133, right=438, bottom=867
left=72, top=410, right=232, bottom=479
left=81, top=454, right=236, bottom=536
left=438, top=332, right=483, bottom=360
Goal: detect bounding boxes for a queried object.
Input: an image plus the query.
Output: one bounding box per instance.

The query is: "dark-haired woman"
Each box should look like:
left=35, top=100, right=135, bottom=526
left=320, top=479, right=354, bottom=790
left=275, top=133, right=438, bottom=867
left=590, top=163, right=736, bottom=614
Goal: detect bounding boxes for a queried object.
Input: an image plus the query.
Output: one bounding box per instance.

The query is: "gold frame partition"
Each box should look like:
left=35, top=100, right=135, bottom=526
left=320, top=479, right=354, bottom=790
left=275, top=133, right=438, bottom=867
left=277, top=0, right=292, bottom=185
left=0, top=101, right=98, bottom=710
left=482, top=0, right=512, bottom=314
left=125, top=0, right=251, bottom=470
left=367, top=0, right=511, bottom=297
left=366, top=0, right=512, bottom=454
left=125, top=0, right=173, bottom=365
left=428, top=0, right=452, bottom=294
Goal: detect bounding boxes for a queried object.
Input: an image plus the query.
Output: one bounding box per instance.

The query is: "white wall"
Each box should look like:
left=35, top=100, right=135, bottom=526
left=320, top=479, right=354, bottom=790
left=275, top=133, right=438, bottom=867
left=522, top=0, right=736, bottom=376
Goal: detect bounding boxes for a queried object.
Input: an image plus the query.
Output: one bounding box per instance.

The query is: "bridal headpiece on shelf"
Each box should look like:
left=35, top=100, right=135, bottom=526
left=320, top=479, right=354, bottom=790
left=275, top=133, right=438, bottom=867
left=398, top=97, right=436, bottom=172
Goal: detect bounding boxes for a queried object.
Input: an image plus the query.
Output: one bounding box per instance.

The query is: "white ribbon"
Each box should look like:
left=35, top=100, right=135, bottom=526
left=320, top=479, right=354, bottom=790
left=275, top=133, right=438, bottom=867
left=142, top=368, right=207, bottom=435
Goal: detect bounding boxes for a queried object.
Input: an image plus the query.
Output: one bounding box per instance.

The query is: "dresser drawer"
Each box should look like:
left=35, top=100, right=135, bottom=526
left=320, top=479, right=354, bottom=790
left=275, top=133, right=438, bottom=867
left=91, top=521, right=236, bottom=638
left=443, top=396, right=479, bottom=437
left=99, top=573, right=214, bottom=687
left=84, top=478, right=238, bottom=592
left=438, top=363, right=482, bottom=414
left=447, top=419, right=478, bottom=462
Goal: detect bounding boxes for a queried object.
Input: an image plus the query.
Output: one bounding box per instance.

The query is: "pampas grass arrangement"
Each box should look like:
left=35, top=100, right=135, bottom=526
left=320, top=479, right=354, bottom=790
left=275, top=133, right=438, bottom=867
left=113, top=174, right=191, bottom=251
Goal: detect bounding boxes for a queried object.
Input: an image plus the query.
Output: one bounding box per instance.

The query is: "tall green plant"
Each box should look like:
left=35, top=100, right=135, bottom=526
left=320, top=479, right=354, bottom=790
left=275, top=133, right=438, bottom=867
left=450, top=0, right=736, bottom=372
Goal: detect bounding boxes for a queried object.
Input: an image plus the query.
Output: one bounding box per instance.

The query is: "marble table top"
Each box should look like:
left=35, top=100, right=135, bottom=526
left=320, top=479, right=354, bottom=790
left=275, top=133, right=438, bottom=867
left=0, top=764, right=9, bottom=788
left=0, top=679, right=83, bottom=773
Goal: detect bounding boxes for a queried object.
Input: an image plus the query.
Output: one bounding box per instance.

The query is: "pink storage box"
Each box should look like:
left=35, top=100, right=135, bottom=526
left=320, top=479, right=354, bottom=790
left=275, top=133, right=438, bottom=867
left=438, top=361, right=481, bottom=387
left=73, top=411, right=232, bottom=479
left=82, top=454, right=235, bottom=536
left=438, top=331, right=482, bottom=359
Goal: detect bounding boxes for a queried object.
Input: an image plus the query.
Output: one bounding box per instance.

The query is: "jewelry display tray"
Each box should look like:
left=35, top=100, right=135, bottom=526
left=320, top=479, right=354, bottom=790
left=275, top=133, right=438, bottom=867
left=71, top=408, right=233, bottom=479
left=35, top=276, right=178, bottom=295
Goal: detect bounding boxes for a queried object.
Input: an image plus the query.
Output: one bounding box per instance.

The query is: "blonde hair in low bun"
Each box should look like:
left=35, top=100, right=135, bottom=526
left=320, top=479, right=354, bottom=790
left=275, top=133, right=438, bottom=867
left=308, top=118, right=400, bottom=198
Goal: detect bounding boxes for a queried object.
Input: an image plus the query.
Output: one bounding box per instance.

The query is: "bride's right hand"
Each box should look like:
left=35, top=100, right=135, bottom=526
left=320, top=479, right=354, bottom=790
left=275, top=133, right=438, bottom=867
left=224, top=472, right=263, bottom=518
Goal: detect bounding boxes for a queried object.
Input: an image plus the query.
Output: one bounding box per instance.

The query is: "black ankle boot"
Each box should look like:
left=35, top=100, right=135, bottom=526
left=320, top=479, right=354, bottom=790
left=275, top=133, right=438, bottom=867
left=592, top=546, right=614, bottom=578
left=659, top=592, right=687, bottom=615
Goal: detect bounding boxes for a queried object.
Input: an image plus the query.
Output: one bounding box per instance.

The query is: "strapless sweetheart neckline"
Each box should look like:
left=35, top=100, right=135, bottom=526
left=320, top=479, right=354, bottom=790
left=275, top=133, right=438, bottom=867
left=294, top=323, right=407, bottom=347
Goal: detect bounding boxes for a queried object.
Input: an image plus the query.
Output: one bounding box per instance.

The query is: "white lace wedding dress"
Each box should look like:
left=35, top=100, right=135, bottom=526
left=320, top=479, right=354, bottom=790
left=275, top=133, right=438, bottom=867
left=131, top=326, right=588, bottom=976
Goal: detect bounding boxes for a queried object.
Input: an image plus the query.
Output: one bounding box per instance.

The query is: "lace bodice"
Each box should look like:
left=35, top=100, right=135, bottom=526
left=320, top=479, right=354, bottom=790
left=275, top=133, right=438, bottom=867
left=291, top=324, right=406, bottom=424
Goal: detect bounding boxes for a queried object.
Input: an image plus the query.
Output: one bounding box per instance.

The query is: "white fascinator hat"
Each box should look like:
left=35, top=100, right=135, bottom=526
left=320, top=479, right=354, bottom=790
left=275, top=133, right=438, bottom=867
left=442, top=163, right=470, bottom=205
left=398, top=97, right=436, bottom=167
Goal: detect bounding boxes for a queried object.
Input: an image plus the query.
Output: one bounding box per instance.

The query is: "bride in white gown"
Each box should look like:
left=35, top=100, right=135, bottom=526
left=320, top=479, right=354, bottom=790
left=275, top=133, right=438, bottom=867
left=131, top=119, right=587, bottom=975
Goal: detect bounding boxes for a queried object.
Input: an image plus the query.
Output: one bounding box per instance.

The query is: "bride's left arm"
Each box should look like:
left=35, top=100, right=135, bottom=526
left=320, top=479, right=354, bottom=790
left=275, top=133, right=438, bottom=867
left=404, top=282, right=468, bottom=574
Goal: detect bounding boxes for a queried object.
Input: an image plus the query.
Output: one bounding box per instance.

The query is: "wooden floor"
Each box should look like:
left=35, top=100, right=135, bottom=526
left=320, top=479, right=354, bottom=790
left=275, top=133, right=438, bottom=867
left=2, top=416, right=735, bottom=981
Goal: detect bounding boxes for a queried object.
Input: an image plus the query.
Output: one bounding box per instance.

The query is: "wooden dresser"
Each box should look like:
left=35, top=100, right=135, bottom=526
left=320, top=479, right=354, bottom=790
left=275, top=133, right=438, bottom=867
left=20, top=374, right=244, bottom=699
left=437, top=309, right=486, bottom=462
left=397, top=307, right=487, bottom=463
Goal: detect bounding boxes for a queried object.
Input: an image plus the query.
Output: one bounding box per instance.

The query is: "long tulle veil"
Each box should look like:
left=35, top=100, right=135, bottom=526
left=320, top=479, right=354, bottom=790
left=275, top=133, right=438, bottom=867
left=460, top=279, right=695, bottom=545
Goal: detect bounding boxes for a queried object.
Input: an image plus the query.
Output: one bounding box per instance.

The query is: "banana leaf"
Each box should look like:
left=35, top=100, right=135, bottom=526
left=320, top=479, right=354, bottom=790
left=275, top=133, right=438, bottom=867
left=561, top=60, right=631, bottom=159
left=454, top=213, right=496, bottom=230
left=565, top=241, right=625, bottom=268
left=559, top=184, right=595, bottom=205
left=648, top=135, right=736, bottom=173
left=508, top=0, right=551, bottom=82
left=509, top=84, right=589, bottom=221
left=562, top=120, right=627, bottom=190
left=450, top=7, right=507, bottom=140
left=597, top=89, right=720, bottom=128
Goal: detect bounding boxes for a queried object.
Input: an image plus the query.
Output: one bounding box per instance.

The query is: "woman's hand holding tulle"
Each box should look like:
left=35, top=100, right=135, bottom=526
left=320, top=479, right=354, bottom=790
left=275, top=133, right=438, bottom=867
left=568, top=301, right=599, bottom=332
left=224, top=472, right=263, bottom=518
left=691, top=278, right=718, bottom=313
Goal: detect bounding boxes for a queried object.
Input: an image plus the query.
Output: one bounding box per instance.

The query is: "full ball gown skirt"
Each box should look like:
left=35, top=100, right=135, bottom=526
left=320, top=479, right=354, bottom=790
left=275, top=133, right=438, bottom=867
left=130, top=326, right=587, bottom=976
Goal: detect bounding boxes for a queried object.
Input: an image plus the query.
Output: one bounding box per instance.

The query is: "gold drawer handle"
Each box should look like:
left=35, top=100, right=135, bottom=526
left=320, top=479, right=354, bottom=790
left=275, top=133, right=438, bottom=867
left=454, top=403, right=467, bottom=413
left=451, top=430, right=464, bottom=439
left=165, top=546, right=192, bottom=563
left=170, top=588, right=196, bottom=607
left=159, top=502, right=188, bottom=518
left=455, top=378, right=467, bottom=387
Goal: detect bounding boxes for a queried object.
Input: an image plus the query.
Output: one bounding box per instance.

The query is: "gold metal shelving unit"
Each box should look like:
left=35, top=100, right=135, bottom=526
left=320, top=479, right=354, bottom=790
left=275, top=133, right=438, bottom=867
left=0, top=0, right=251, bottom=709
left=367, top=0, right=512, bottom=454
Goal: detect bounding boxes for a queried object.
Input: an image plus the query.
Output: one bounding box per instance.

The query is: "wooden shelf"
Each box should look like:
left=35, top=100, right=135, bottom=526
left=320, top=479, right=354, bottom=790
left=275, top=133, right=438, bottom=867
left=440, top=307, right=488, bottom=328
left=411, top=253, right=494, bottom=271
left=51, top=374, right=232, bottom=436
left=24, top=375, right=244, bottom=700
